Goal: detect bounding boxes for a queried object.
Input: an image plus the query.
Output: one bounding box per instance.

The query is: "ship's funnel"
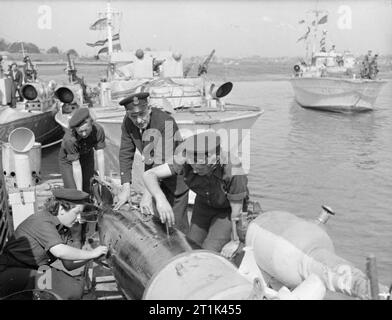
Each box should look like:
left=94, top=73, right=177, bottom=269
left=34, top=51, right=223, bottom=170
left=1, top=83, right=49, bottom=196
left=55, top=84, right=83, bottom=105
left=8, top=127, right=35, bottom=188
left=210, top=82, right=233, bottom=99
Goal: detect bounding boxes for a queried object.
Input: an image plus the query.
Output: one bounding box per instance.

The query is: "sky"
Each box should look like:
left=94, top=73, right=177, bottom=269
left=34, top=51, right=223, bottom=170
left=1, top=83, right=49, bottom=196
left=0, top=0, right=391, bottom=58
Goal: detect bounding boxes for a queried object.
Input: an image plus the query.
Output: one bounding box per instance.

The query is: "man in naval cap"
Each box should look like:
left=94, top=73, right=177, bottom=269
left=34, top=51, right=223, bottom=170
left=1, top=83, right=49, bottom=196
left=0, top=188, right=108, bottom=300
left=143, top=131, right=249, bottom=259
left=58, top=108, right=106, bottom=248
left=114, top=92, right=190, bottom=234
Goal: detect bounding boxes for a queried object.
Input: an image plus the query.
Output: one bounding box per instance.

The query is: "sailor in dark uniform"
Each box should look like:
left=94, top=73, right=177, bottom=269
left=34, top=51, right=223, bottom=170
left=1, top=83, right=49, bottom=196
left=114, top=92, right=190, bottom=234
left=143, top=131, right=249, bottom=258
left=0, top=188, right=108, bottom=300
left=58, top=108, right=106, bottom=247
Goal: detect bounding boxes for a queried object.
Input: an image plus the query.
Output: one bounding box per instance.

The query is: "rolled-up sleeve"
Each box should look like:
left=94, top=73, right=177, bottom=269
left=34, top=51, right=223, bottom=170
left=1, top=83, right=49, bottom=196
left=119, top=118, right=136, bottom=184
left=94, top=124, right=106, bottom=150
left=63, top=138, right=80, bottom=162
left=223, top=162, right=248, bottom=201
left=32, top=221, right=66, bottom=252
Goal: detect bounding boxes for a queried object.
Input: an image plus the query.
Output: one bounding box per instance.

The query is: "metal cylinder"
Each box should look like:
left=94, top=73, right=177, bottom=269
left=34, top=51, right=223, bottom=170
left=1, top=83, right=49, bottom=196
left=8, top=128, right=36, bottom=188
left=245, top=210, right=387, bottom=299
left=98, top=206, right=199, bottom=300
left=144, top=250, right=254, bottom=300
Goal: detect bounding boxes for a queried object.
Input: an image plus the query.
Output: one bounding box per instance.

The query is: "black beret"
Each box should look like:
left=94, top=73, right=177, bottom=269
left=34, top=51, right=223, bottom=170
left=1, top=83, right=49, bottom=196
left=69, top=108, right=90, bottom=128
left=184, top=131, right=221, bottom=159
left=52, top=188, right=90, bottom=204
left=119, top=92, right=149, bottom=113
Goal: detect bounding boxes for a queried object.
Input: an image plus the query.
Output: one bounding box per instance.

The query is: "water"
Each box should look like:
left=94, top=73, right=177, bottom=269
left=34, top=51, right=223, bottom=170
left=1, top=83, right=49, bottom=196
left=36, top=76, right=391, bottom=285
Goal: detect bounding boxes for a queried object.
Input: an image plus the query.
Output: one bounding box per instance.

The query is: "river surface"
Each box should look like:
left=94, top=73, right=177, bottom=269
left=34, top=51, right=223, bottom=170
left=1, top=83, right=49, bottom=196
left=21, top=69, right=392, bottom=285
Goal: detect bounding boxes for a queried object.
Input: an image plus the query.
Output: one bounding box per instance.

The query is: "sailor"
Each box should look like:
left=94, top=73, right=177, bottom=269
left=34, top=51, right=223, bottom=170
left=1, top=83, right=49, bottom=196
left=369, top=54, right=379, bottom=80
left=58, top=108, right=106, bottom=247
left=143, top=131, right=249, bottom=258
left=0, top=188, right=108, bottom=300
left=8, top=62, right=23, bottom=107
left=23, top=55, right=37, bottom=82
left=114, top=92, right=190, bottom=234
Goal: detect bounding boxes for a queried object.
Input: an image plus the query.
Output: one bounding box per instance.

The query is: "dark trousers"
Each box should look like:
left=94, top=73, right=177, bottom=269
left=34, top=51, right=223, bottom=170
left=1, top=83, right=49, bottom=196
left=59, top=151, right=95, bottom=193
left=161, top=184, right=189, bottom=234
left=59, top=150, right=95, bottom=248
left=0, top=266, right=84, bottom=300
left=187, top=196, right=232, bottom=253
left=10, top=82, right=21, bottom=107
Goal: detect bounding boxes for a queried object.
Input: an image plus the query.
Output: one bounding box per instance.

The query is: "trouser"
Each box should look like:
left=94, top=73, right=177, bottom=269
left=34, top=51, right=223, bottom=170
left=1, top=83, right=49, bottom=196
left=0, top=266, right=84, bottom=300
left=161, top=184, right=189, bottom=234
left=187, top=196, right=232, bottom=253
left=59, top=151, right=96, bottom=248
left=10, top=82, right=21, bottom=107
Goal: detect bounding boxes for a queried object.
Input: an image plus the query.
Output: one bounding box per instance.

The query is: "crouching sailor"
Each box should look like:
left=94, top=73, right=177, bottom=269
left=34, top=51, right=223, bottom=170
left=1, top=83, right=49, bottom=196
left=143, top=131, right=248, bottom=258
left=58, top=108, right=106, bottom=248
left=0, top=188, right=108, bottom=300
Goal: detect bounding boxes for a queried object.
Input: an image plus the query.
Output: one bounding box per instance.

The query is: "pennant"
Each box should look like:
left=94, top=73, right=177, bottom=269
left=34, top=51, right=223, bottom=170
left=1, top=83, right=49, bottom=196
left=317, top=15, right=328, bottom=25
left=86, top=33, right=120, bottom=48
left=296, top=27, right=310, bottom=43
left=86, top=39, right=108, bottom=47
left=90, top=17, right=107, bottom=30
left=97, top=43, right=122, bottom=55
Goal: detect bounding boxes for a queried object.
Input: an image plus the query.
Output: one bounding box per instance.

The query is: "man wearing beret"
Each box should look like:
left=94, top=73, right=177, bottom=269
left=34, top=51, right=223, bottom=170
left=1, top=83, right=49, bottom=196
left=58, top=108, right=106, bottom=248
left=0, top=188, right=108, bottom=299
left=143, top=131, right=249, bottom=259
left=114, top=92, right=190, bottom=234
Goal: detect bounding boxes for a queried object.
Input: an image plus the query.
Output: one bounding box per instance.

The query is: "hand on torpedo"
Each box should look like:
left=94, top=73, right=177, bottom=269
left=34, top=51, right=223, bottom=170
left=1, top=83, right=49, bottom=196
left=155, top=194, right=175, bottom=227
left=140, top=192, right=154, bottom=215
left=113, top=188, right=132, bottom=210
left=91, top=245, right=109, bottom=259
left=220, top=240, right=240, bottom=259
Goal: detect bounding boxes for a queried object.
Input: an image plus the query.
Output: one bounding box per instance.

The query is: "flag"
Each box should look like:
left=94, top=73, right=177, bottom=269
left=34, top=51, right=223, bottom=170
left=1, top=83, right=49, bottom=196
left=96, top=43, right=122, bottom=55
left=113, top=43, right=122, bottom=51
left=298, top=19, right=305, bottom=24
left=320, top=30, right=327, bottom=52
left=86, top=33, right=120, bottom=48
left=86, top=39, right=108, bottom=47
left=317, top=15, right=328, bottom=25
left=296, top=27, right=310, bottom=43
left=90, top=17, right=107, bottom=30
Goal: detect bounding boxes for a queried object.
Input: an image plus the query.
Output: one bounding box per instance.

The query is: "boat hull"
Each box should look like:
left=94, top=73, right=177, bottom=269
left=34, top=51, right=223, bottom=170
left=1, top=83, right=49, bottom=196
left=87, top=105, right=262, bottom=187
left=289, top=77, right=387, bottom=112
left=0, top=107, right=64, bottom=147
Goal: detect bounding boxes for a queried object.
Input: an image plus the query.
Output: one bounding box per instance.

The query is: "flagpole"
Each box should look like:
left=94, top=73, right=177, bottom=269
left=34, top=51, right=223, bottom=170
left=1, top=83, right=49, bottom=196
left=106, top=2, right=113, bottom=58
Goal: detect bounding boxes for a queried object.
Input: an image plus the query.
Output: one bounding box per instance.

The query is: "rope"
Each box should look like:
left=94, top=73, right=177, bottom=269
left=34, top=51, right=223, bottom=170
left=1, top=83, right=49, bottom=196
left=41, top=138, right=62, bottom=149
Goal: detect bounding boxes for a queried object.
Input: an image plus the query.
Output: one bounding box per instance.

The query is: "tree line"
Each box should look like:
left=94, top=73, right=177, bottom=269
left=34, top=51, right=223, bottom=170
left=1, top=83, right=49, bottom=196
left=0, top=38, right=78, bottom=56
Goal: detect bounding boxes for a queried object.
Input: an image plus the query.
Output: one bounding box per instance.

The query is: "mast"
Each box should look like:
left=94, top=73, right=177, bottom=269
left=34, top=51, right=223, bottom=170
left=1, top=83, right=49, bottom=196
left=106, top=2, right=113, bottom=57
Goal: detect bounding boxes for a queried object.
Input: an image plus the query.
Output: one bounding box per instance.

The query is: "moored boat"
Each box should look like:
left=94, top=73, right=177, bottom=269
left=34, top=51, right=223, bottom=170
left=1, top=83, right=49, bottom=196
left=0, top=79, right=64, bottom=147
left=54, top=2, right=263, bottom=178
left=289, top=10, right=387, bottom=113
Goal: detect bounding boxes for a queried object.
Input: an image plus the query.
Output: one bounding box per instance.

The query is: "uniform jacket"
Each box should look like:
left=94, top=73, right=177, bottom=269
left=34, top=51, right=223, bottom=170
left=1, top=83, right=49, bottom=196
left=9, top=69, right=23, bottom=87
left=119, top=107, right=188, bottom=196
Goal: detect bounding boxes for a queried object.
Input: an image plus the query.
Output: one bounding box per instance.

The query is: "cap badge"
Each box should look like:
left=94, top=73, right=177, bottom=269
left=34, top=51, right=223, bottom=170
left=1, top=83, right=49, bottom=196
left=133, top=96, right=139, bottom=105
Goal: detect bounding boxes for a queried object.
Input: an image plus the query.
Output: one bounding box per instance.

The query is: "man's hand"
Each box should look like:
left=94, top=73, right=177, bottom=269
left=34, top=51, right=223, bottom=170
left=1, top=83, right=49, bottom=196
left=140, top=192, right=154, bottom=215
left=113, top=187, right=131, bottom=210
left=155, top=194, right=175, bottom=227
left=91, top=246, right=108, bottom=259
left=220, top=240, right=240, bottom=259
